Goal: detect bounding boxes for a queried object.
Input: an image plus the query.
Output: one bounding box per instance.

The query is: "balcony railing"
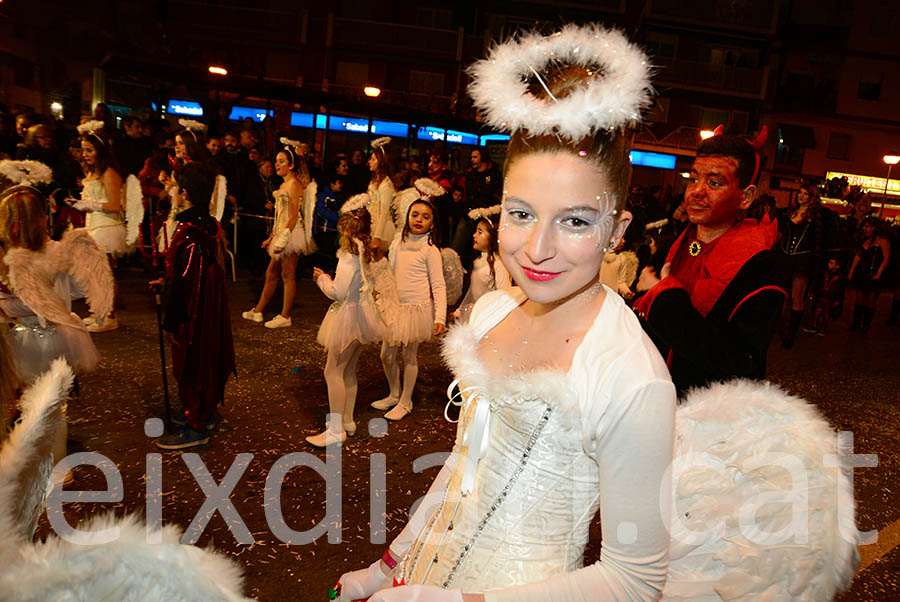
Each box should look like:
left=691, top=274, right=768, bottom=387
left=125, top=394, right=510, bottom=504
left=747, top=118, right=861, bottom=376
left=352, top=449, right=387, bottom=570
left=647, top=0, right=779, bottom=34
left=634, top=126, right=702, bottom=152
left=654, top=57, right=768, bottom=99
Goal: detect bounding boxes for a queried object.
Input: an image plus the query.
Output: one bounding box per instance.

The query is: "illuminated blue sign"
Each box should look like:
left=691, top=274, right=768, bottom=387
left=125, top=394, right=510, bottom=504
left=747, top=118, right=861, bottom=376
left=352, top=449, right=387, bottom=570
left=629, top=150, right=677, bottom=169
left=291, top=112, right=314, bottom=128
left=229, top=106, right=272, bottom=122
left=371, top=120, right=409, bottom=138
left=479, top=134, right=510, bottom=145
left=417, top=126, right=445, bottom=141
left=167, top=100, right=203, bottom=116
left=330, top=116, right=369, bottom=133
left=446, top=129, right=478, bottom=145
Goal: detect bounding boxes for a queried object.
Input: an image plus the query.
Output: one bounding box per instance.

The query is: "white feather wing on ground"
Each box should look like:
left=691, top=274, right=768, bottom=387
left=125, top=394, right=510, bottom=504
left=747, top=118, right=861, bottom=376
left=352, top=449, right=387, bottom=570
left=0, top=358, right=72, bottom=543
left=62, top=229, right=114, bottom=322
left=663, top=379, right=860, bottom=601
left=304, top=180, right=318, bottom=253
left=441, top=247, right=465, bottom=307
left=124, top=174, right=144, bottom=248
left=212, top=175, right=228, bottom=221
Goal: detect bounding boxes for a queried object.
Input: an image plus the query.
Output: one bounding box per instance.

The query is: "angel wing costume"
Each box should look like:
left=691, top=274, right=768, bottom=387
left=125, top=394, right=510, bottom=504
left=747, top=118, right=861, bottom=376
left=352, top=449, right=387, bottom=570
left=269, top=181, right=317, bottom=258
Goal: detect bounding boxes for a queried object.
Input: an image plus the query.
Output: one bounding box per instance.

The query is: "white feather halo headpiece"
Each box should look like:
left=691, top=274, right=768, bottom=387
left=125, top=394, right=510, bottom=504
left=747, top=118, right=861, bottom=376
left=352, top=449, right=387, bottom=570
left=371, top=137, right=391, bottom=150
left=0, top=160, right=53, bottom=187
left=645, top=218, right=669, bottom=231
left=413, top=178, right=445, bottom=198
left=341, top=193, right=370, bottom=214
left=76, top=120, right=105, bottom=136
left=177, top=119, right=207, bottom=133
left=468, top=204, right=502, bottom=221
left=280, top=137, right=301, bottom=150
left=467, top=23, right=653, bottom=141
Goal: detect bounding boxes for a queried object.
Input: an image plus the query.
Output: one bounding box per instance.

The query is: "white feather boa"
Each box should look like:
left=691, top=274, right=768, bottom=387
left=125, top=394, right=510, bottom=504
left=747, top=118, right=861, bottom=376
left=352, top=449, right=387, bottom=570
left=212, top=175, right=228, bottom=222
left=124, top=174, right=144, bottom=248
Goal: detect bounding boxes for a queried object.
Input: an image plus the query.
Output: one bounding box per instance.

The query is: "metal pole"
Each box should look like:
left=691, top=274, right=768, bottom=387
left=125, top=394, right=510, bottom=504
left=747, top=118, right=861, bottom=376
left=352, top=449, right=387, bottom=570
left=881, top=163, right=892, bottom=218
left=154, top=290, right=173, bottom=431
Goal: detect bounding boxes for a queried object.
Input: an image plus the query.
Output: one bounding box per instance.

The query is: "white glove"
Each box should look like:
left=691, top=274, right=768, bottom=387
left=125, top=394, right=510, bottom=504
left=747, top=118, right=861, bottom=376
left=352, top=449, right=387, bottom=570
left=73, top=199, right=106, bottom=212
left=271, top=228, right=291, bottom=253
left=338, top=559, right=392, bottom=602
left=369, top=585, right=464, bottom=602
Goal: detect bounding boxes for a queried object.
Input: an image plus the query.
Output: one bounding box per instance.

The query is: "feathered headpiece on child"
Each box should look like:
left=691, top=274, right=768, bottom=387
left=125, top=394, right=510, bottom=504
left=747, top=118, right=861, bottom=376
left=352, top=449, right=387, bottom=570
left=392, top=177, right=444, bottom=229
left=371, top=137, right=391, bottom=151
left=341, top=193, right=370, bottom=215
left=76, top=120, right=106, bottom=146
left=177, top=119, right=207, bottom=143
left=468, top=204, right=501, bottom=222
left=279, top=137, right=302, bottom=166
left=0, top=160, right=54, bottom=191
left=467, top=24, right=653, bottom=140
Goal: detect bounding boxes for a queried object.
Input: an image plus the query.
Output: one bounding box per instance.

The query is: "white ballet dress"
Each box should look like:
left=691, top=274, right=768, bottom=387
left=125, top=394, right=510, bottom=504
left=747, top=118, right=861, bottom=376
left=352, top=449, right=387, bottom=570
left=455, top=252, right=511, bottom=323
left=316, top=249, right=382, bottom=351
left=83, top=180, right=126, bottom=257
left=368, top=177, right=397, bottom=244
left=269, top=189, right=313, bottom=258
left=385, top=233, right=446, bottom=345
left=400, top=287, right=675, bottom=597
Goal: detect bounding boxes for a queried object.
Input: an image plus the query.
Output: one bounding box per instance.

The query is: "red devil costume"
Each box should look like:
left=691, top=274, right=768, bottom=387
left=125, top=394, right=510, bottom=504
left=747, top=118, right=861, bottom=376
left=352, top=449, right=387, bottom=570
left=634, top=127, right=787, bottom=394
left=163, top=206, right=236, bottom=430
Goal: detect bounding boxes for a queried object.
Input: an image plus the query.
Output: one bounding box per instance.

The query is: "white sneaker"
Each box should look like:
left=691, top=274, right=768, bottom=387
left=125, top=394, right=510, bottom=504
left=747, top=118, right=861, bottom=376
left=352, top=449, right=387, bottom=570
left=305, top=429, right=347, bottom=447
left=242, top=309, right=263, bottom=322
left=384, top=403, right=412, bottom=421
left=371, top=396, right=399, bottom=411
left=264, top=314, right=291, bottom=329
left=87, top=316, right=118, bottom=332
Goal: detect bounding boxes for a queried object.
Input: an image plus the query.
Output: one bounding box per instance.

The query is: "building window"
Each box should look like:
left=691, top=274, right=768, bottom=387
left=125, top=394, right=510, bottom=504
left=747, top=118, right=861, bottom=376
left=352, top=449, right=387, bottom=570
left=409, top=70, right=444, bottom=95
left=645, top=31, right=678, bottom=59
left=827, top=132, right=852, bottom=161
left=857, top=74, right=883, bottom=101
left=416, top=7, right=453, bottom=29
left=700, top=109, right=729, bottom=130
left=336, top=61, right=369, bottom=87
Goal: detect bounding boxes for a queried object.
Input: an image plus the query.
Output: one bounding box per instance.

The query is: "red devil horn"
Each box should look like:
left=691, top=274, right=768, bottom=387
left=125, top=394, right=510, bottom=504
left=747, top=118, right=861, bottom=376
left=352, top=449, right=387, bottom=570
left=750, top=125, right=768, bottom=150
left=713, top=125, right=725, bottom=137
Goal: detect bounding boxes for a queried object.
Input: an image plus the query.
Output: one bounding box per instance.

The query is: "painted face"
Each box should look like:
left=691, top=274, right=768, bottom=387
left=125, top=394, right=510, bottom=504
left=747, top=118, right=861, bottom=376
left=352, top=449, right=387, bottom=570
left=473, top=221, right=491, bottom=252
left=275, top=151, right=292, bottom=177
left=80, top=139, right=98, bottom=166
left=684, top=156, right=750, bottom=231
left=500, top=152, right=625, bottom=304
left=174, top=134, right=187, bottom=160
left=368, top=153, right=378, bottom=172
left=407, top=202, right=434, bottom=235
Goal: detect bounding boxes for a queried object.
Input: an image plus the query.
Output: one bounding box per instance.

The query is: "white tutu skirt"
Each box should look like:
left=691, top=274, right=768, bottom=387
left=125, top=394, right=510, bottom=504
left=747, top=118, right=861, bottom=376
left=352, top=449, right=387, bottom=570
left=8, top=319, right=99, bottom=383
left=88, top=224, right=127, bottom=257
left=317, top=301, right=381, bottom=351
left=384, top=301, right=433, bottom=346
left=269, top=226, right=316, bottom=258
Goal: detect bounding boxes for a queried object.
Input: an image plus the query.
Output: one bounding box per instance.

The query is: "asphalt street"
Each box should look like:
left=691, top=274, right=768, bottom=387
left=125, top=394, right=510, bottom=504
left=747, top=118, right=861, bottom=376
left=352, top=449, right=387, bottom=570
left=33, top=264, right=900, bottom=601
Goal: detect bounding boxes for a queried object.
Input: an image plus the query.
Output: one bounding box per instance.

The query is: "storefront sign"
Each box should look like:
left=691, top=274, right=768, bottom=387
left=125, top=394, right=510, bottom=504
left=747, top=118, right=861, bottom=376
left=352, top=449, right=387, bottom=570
left=825, top=171, right=900, bottom=197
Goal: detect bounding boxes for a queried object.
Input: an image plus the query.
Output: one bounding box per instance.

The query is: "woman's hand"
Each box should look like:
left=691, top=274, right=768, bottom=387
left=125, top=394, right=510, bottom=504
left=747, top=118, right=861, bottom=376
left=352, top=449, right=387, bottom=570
left=337, top=559, right=391, bottom=601
left=433, top=322, right=447, bottom=336
left=312, top=267, right=325, bottom=282
left=636, top=266, right=660, bottom=293
left=369, top=585, right=464, bottom=602
left=261, top=239, right=270, bottom=249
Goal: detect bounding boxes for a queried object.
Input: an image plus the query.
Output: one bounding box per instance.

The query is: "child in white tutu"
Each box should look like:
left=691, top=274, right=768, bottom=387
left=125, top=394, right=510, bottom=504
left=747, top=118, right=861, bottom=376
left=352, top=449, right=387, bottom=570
left=308, top=201, right=381, bottom=447
left=372, top=199, right=446, bottom=421
left=450, top=206, right=511, bottom=323
left=242, top=138, right=317, bottom=329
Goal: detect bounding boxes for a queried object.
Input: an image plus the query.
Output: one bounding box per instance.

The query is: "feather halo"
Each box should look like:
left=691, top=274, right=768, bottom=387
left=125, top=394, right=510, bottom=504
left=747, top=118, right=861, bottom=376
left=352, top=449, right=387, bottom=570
left=76, top=120, right=105, bottom=136
left=413, top=177, right=445, bottom=198
left=280, top=137, right=301, bottom=150
left=0, top=160, right=53, bottom=187
left=177, top=118, right=207, bottom=133
left=468, top=204, right=501, bottom=221
left=341, top=193, right=370, bottom=214
left=467, top=23, right=653, bottom=140
left=371, top=136, right=391, bottom=150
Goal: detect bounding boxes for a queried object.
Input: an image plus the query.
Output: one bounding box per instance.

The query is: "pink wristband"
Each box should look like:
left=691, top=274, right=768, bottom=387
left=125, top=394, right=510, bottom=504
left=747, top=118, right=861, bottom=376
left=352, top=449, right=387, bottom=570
left=382, top=548, right=398, bottom=570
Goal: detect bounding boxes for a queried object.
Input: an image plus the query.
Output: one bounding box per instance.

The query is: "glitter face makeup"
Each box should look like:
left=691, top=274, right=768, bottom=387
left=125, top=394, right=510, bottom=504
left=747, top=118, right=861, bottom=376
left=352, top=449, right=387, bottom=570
left=499, top=152, right=630, bottom=305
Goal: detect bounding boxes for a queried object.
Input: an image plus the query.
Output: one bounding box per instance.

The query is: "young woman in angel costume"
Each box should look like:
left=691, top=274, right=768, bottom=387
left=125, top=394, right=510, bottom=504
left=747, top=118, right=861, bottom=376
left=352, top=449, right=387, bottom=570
left=0, top=163, right=113, bottom=477
left=450, top=205, right=512, bottom=323
left=334, top=24, right=859, bottom=602
left=242, top=138, right=317, bottom=329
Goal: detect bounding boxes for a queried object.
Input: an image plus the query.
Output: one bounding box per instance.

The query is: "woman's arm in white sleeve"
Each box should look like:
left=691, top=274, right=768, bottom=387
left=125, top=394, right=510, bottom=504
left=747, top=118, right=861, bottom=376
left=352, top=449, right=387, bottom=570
left=317, top=253, right=353, bottom=301
left=426, top=246, right=447, bottom=324
left=373, top=178, right=396, bottom=241
left=484, top=379, right=676, bottom=602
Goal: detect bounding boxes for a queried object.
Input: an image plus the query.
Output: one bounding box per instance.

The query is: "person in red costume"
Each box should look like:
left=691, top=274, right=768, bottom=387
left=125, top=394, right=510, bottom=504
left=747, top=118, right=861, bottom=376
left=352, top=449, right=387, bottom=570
left=634, top=127, right=787, bottom=394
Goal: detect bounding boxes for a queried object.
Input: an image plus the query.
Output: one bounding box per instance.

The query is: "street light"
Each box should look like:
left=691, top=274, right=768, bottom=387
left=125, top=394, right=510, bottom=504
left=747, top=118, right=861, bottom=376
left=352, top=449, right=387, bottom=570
left=208, top=66, right=228, bottom=76
left=881, top=154, right=900, bottom=217
left=699, top=129, right=715, bottom=140
left=364, top=86, right=381, bottom=98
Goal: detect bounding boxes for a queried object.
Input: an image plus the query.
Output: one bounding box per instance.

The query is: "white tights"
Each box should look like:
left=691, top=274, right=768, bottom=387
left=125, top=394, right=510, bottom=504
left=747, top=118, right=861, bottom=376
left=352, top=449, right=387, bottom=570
left=323, top=341, right=363, bottom=434
left=380, top=341, right=420, bottom=409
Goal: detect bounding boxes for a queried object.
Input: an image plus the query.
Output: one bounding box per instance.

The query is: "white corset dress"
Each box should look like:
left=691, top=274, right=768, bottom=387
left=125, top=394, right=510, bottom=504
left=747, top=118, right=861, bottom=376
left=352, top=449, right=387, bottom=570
left=83, top=180, right=126, bottom=256
left=270, top=189, right=313, bottom=257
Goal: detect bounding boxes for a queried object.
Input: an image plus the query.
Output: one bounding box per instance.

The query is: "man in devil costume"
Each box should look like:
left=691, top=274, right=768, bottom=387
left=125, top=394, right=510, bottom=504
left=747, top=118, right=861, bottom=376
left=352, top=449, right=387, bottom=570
left=156, top=162, right=236, bottom=449
left=634, top=127, right=787, bottom=394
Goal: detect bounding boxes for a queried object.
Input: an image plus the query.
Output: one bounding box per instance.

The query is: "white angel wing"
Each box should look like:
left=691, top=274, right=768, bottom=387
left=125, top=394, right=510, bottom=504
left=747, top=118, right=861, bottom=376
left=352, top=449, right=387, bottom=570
left=365, top=257, right=400, bottom=329
left=212, top=174, right=227, bottom=221
left=123, top=174, right=144, bottom=248
left=303, top=180, right=318, bottom=254
left=663, top=379, right=860, bottom=601
left=392, top=187, right=420, bottom=233
left=3, top=247, right=83, bottom=331
left=61, top=229, right=114, bottom=322
left=0, top=358, right=72, bottom=542
left=441, top=247, right=465, bottom=306
left=0, top=514, right=254, bottom=601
